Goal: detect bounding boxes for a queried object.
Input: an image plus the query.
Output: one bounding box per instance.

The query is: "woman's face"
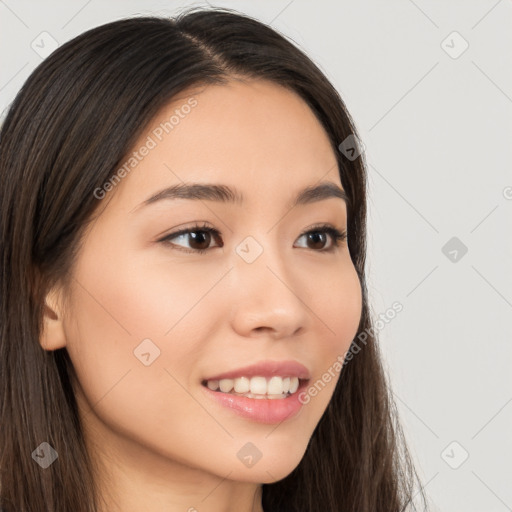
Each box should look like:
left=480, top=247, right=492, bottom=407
left=57, top=79, right=362, bottom=486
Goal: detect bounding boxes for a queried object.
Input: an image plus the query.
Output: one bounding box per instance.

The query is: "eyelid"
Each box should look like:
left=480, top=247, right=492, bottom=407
left=157, top=222, right=222, bottom=251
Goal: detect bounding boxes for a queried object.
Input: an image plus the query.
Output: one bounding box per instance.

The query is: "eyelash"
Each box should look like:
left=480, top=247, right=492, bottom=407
left=158, top=222, right=347, bottom=254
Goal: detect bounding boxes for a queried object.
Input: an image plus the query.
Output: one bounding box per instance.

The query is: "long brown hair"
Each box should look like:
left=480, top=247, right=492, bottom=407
left=0, top=7, right=428, bottom=511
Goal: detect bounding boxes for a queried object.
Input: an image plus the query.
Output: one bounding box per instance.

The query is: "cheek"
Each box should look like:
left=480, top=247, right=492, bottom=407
left=71, top=252, right=221, bottom=338
left=313, top=260, right=362, bottom=354
left=62, top=260, right=221, bottom=470
left=63, top=246, right=218, bottom=389
left=299, top=262, right=362, bottom=409
left=62, top=247, right=234, bottom=452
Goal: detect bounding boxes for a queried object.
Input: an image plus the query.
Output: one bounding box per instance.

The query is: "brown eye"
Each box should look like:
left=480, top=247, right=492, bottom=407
left=294, top=225, right=347, bottom=253
left=185, top=231, right=214, bottom=251
left=305, top=232, right=328, bottom=250
left=159, top=224, right=223, bottom=254
left=160, top=223, right=346, bottom=254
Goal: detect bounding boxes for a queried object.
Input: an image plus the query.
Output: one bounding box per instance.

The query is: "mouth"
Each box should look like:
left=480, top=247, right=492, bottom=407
left=200, top=359, right=311, bottom=401
left=200, top=376, right=310, bottom=424
left=200, top=375, right=310, bottom=400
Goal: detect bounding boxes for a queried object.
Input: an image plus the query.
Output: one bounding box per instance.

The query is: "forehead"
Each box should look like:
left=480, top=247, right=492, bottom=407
left=103, top=78, right=341, bottom=214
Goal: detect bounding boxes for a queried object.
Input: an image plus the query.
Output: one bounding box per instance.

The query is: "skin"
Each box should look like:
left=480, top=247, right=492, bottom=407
left=41, top=78, right=363, bottom=512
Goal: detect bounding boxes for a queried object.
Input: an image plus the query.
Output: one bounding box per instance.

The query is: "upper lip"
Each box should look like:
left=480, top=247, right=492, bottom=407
left=203, top=360, right=311, bottom=381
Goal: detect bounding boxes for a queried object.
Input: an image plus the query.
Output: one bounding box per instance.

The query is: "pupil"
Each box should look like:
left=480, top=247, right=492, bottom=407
left=190, top=231, right=210, bottom=250
left=309, top=232, right=326, bottom=249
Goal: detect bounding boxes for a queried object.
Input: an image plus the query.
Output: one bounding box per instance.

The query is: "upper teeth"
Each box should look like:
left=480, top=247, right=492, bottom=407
left=206, top=376, right=300, bottom=395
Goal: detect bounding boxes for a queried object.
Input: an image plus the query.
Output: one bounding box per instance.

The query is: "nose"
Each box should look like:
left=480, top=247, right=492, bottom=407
left=228, top=241, right=310, bottom=340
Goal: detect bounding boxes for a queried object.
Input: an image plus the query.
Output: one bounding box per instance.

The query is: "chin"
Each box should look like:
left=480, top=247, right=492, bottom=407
left=226, top=445, right=307, bottom=484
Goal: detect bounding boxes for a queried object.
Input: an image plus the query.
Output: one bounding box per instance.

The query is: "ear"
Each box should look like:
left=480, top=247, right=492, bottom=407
left=40, top=286, right=67, bottom=351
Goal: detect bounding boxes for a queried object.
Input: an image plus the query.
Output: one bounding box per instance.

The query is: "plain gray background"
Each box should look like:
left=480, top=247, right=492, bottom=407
left=1, top=1, right=511, bottom=510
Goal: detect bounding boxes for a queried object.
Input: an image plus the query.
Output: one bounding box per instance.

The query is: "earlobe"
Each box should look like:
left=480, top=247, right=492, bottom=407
left=40, top=287, right=67, bottom=351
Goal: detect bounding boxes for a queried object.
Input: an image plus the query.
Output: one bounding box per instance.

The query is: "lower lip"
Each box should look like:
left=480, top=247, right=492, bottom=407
left=201, top=381, right=308, bottom=424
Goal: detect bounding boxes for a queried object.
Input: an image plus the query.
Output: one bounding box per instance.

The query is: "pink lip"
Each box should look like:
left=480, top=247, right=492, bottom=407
left=201, top=379, right=309, bottom=424
left=202, top=360, right=311, bottom=381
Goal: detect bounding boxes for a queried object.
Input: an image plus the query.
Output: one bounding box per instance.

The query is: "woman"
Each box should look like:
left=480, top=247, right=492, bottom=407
left=0, top=7, right=429, bottom=512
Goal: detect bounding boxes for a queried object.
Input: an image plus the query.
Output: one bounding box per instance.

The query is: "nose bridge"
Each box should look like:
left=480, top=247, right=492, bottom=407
left=234, top=230, right=287, bottom=288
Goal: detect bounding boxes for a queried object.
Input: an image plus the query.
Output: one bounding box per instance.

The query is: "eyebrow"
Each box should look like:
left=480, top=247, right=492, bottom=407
left=132, top=180, right=348, bottom=213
